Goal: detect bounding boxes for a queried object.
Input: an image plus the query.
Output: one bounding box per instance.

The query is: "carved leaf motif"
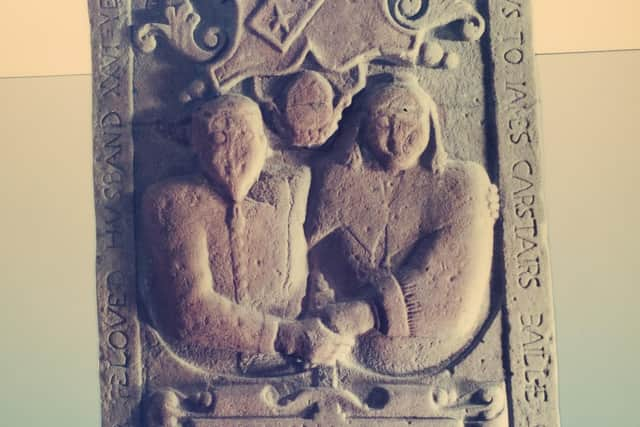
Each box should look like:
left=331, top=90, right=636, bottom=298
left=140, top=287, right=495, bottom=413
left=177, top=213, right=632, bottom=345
left=134, top=0, right=224, bottom=62
left=389, top=0, right=485, bottom=41
left=438, top=384, right=508, bottom=423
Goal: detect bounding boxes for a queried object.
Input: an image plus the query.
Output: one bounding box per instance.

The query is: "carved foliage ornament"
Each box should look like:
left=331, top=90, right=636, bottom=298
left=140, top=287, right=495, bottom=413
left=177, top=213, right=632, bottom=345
left=135, top=0, right=487, bottom=148
left=135, top=0, right=485, bottom=64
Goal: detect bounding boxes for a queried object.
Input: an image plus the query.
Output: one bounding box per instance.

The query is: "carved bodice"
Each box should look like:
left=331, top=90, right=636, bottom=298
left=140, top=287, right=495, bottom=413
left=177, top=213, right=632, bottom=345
left=309, top=159, right=493, bottom=288
left=308, top=158, right=495, bottom=373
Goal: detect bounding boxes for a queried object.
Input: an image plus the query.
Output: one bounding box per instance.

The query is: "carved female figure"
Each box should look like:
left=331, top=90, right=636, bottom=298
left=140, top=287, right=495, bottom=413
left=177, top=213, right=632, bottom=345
left=307, top=75, right=500, bottom=375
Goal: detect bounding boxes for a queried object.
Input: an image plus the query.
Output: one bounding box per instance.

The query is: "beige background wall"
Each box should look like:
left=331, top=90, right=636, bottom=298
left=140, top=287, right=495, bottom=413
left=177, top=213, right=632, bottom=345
left=537, top=51, right=639, bottom=426
left=0, top=1, right=638, bottom=426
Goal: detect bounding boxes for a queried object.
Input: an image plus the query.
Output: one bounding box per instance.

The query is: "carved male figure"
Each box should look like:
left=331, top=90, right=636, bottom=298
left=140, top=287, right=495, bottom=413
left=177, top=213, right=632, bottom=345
left=143, top=95, right=351, bottom=372
left=307, top=76, right=500, bottom=374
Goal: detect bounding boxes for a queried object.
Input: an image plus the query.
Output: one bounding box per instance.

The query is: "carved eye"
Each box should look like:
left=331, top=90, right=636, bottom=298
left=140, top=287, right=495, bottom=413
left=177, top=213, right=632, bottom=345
left=399, top=102, right=418, bottom=115
left=211, top=116, right=226, bottom=132
left=376, top=116, right=390, bottom=129
left=213, top=131, right=227, bottom=144
left=241, top=129, right=255, bottom=142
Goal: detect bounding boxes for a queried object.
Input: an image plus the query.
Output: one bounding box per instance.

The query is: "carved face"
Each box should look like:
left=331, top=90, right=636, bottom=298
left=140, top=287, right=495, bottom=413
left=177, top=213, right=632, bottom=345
left=193, top=96, right=267, bottom=202
left=365, top=85, right=431, bottom=171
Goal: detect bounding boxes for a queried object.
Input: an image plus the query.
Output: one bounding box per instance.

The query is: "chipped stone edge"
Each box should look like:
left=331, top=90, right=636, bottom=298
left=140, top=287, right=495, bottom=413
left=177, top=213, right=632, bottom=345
left=90, top=0, right=143, bottom=426
left=488, top=0, right=561, bottom=425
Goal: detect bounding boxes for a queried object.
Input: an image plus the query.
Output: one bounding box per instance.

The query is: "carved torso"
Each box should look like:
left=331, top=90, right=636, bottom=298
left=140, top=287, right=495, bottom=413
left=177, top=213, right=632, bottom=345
left=309, top=158, right=493, bottom=280
left=308, top=157, right=495, bottom=373
left=143, top=164, right=310, bottom=344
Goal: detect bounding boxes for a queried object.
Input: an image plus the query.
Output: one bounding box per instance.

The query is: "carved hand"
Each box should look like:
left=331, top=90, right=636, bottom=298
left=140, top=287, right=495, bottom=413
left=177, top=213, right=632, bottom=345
left=487, top=183, right=500, bottom=220
left=275, top=318, right=354, bottom=366
left=321, top=301, right=376, bottom=336
left=364, top=269, right=411, bottom=337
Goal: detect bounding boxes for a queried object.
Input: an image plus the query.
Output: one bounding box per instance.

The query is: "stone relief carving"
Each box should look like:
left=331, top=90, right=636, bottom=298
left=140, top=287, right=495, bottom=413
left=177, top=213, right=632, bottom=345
left=142, top=77, right=498, bottom=373
left=145, top=382, right=507, bottom=426
left=307, top=75, right=499, bottom=375
left=138, top=79, right=504, bottom=423
left=142, top=95, right=354, bottom=371
left=90, top=0, right=560, bottom=425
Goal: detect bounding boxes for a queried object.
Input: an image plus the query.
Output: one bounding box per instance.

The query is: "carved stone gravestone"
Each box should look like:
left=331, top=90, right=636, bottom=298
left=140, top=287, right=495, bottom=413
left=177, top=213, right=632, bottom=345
left=89, top=1, right=560, bottom=425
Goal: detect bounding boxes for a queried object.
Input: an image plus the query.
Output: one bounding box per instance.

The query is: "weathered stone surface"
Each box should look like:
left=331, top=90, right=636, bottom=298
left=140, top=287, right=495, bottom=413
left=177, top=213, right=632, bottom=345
left=89, top=1, right=559, bottom=425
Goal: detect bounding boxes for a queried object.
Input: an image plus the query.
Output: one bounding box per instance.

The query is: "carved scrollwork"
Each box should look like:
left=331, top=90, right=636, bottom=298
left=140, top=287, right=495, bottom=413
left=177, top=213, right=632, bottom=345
left=133, top=0, right=487, bottom=147
left=146, top=389, right=215, bottom=427
left=434, top=383, right=508, bottom=425
left=389, top=0, right=485, bottom=41
left=391, top=0, right=430, bottom=23
left=144, top=383, right=507, bottom=425
left=134, top=0, right=226, bottom=62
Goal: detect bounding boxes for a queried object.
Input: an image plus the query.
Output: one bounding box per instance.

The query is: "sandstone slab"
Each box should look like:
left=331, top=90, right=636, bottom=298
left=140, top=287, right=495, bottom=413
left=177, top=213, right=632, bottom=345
left=89, top=1, right=559, bottom=425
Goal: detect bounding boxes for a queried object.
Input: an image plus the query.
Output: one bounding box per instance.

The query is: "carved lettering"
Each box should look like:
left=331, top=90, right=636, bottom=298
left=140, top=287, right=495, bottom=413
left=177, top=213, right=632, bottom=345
left=506, top=81, right=528, bottom=104
left=501, top=0, right=523, bottom=18
left=98, top=6, right=125, bottom=99
left=495, top=0, right=558, bottom=424
left=505, top=81, right=533, bottom=144
left=104, top=270, right=131, bottom=400
left=93, top=0, right=140, bottom=423
left=504, top=48, right=523, bottom=65
left=100, top=47, right=123, bottom=98
left=519, top=314, right=551, bottom=404
left=511, top=160, right=542, bottom=289
left=99, top=112, right=126, bottom=250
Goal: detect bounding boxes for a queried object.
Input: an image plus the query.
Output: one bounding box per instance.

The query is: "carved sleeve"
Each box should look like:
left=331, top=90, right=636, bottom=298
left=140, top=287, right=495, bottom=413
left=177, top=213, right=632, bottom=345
left=393, top=170, right=497, bottom=338
left=142, top=187, right=280, bottom=354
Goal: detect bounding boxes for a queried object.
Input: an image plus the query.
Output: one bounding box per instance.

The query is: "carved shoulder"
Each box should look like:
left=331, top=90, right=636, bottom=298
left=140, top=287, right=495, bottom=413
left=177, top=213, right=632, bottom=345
left=251, top=161, right=311, bottom=209
left=446, top=160, right=491, bottom=189
left=440, top=160, right=497, bottom=224
left=142, top=176, right=224, bottom=232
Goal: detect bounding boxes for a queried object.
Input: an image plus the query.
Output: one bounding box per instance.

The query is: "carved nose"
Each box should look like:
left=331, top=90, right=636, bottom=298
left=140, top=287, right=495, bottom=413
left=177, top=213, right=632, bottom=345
left=389, top=121, right=407, bottom=154
left=388, top=134, right=399, bottom=154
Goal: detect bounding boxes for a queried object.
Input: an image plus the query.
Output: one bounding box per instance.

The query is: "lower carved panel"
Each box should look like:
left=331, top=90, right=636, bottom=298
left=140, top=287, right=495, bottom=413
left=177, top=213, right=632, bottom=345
left=192, top=420, right=461, bottom=427
left=146, top=382, right=507, bottom=427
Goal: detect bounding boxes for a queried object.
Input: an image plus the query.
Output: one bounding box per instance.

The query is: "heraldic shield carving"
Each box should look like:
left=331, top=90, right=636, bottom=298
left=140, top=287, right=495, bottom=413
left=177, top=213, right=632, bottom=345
left=89, top=0, right=560, bottom=426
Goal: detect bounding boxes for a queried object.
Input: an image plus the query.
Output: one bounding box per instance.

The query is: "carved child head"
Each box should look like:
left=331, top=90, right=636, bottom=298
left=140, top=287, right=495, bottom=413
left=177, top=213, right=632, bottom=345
left=364, top=75, right=446, bottom=172
left=192, top=95, right=268, bottom=202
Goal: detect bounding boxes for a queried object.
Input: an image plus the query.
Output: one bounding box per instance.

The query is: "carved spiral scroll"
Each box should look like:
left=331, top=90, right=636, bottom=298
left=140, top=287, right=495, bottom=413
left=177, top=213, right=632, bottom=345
left=394, top=0, right=430, bottom=21
left=134, top=0, right=225, bottom=63
left=389, top=0, right=485, bottom=42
